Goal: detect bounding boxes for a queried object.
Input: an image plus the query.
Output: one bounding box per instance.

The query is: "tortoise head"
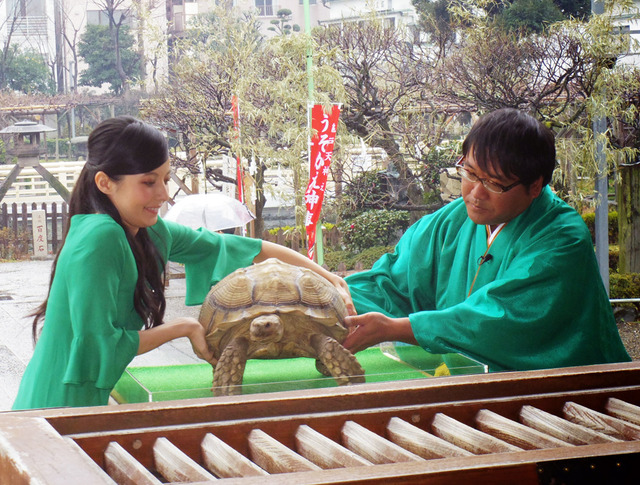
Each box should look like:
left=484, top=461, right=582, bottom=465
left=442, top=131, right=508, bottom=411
left=249, top=314, right=284, bottom=344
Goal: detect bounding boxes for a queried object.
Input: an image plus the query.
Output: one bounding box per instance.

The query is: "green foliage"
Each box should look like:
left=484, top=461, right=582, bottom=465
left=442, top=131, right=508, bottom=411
left=420, top=141, right=461, bottom=191
left=0, top=46, right=54, bottom=94
left=340, top=169, right=418, bottom=220
left=339, top=210, right=410, bottom=253
left=78, top=24, right=141, bottom=94
left=267, top=8, right=299, bottom=35
left=46, top=138, right=87, bottom=159
left=610, top=271, right=640, bottom=300
left=553, top=0, right=590, bottom=19
left=0, top=228, right=30, bottom=261
left=582, top=211, right=618, bottom=245
left=498, top=0, right=565, bottom=33
left=353, top=245, right=396, bottom=269
left=610, top=245, right=619, bottom=271
left=412, top=0, right=457, bottom=56
left=323, top=246, right=395, bottom=272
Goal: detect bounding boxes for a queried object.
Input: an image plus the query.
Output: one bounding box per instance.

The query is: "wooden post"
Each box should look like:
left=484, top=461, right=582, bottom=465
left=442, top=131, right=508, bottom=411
left=618, top=163, right=640, bottom=273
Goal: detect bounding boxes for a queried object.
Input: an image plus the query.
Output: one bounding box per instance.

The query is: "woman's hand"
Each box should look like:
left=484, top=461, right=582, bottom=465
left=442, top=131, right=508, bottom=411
left=183, top=318, right=216, bottom=365
left=138, top=317, right=216, bottom=364
left=326, top=273, right=356, bottom=316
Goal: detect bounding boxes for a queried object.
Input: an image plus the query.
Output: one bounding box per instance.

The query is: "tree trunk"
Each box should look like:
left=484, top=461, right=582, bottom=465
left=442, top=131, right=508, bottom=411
left=253, top=160, right=267, bottom=237
left=617, top=163, right=640, bottom=273
left=111, top=24, right=129, bottom=94
left=372, top=119, right=424, bottom=221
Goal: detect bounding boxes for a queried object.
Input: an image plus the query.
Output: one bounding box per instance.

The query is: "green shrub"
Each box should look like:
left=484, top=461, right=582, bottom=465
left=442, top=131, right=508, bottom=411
left=582, top=211, right=618, bottom=245
left=323, top=250, right=355, bottom=271
left=0, top=228, right=30, bottom=260
left=610, top=272, right=640, bottom=300
left=609, top=245, right=619, bottom=271
left=353, top=245, right=395, bottom=269
left=268, top=225, right=296, bottom=236
left=339, top=210, right=410, bottom=253
left=323, top=246, right=395, bottom=272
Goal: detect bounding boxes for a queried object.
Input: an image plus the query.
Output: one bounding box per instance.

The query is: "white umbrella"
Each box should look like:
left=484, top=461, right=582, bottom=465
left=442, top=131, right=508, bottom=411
left=164, top=193, right=255, bottom=232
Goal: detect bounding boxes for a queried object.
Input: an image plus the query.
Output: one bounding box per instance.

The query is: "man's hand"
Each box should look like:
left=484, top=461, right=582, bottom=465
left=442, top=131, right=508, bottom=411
left=342, top=312, right=417, bottom=354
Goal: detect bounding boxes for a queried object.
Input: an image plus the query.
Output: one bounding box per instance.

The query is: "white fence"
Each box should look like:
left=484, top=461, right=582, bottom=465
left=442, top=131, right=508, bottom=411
left=0, top=161, right=85, bottom=204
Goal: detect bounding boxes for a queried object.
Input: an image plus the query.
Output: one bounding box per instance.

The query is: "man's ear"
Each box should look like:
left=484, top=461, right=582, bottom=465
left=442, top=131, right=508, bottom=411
left=94, top=171, right=114, bottom=195
left=530, top=176, right=544, bottom=198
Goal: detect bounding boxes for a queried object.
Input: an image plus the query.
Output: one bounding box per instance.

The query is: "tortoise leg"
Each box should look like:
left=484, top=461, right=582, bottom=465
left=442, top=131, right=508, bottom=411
left=310, top=334, right=365, bottom=386
left=212, top=337, right=249, bottom=396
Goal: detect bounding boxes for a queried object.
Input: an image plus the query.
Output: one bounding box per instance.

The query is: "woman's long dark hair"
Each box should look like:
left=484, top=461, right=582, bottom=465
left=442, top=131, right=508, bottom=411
left=31, top=116, right=168, bottom=342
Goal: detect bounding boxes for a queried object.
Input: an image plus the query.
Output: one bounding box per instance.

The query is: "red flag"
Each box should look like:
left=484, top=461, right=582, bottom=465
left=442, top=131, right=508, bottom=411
left=231, top=95, right=243, bottom=202
left=305, top=104, right=340, bottom=260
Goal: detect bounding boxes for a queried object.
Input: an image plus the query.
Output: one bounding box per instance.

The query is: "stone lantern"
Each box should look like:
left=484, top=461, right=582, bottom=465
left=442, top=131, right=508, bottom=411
left=0, top=120, right=70, bottom=203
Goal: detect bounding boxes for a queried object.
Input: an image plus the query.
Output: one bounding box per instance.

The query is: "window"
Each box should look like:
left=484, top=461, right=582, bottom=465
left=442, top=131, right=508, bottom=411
left=7, top=0, right=45, bottom=17
left=6, top=0, right=46, bottom=36
left=87, top=9, right=132, bottom=27
left=255, top=0, right=273, bottom=16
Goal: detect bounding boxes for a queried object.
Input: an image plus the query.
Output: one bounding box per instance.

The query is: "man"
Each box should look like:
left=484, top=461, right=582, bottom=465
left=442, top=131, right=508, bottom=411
left=343, top=108, right=631, bottom=371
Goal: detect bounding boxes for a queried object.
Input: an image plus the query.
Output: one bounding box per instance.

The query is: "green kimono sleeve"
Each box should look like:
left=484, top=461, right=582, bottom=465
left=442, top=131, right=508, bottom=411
left=409, top=222, right=629, bottom=371
left=345, top=199, right=460, bottom=317
left=151, top=219, right=263, bottom=306
left=347, top=193, right=630, bottom=372
left=61, top=221, right=141, bottom=389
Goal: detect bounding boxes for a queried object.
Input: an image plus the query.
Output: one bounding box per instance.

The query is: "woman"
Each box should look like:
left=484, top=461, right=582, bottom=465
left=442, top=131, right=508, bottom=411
left=13, top=116, right=353, bottom=410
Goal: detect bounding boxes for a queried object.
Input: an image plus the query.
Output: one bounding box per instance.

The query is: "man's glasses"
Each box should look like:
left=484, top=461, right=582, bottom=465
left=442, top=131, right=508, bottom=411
left=455, top=156, right=522, bottom=194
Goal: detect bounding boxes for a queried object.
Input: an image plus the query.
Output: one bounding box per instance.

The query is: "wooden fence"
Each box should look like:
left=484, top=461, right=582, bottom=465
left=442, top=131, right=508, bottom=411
left=0, top=202, right=68, bottom=257
left=0, top=202, right=343, bottom=259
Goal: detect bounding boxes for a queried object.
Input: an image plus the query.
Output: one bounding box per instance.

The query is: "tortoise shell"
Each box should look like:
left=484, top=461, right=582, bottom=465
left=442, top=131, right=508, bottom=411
left=198, top=258, right=348, bottom=359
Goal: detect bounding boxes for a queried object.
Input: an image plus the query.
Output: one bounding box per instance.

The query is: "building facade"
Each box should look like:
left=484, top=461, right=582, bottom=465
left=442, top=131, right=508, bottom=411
left=1, top=0, right=419, bottom=95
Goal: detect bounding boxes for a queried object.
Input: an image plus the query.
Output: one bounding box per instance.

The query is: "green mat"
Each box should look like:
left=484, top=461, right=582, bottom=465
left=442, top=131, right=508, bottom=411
left=112, top=345, right=487, bottom=404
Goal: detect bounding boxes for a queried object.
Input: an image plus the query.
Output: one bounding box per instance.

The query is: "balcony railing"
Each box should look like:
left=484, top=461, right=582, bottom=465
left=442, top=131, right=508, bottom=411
left=13, top=16, right=48, bottom=36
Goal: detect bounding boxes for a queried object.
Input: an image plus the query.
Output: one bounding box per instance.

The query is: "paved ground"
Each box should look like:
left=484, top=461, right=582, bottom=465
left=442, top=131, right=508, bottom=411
left=0, top=259, right=202, bottom=412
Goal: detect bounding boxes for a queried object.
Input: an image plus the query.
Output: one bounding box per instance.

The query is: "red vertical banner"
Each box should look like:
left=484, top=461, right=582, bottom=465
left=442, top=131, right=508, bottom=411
left=305, top=104, right=340, bottom=260
left=231, top=95, right=243, bottom=202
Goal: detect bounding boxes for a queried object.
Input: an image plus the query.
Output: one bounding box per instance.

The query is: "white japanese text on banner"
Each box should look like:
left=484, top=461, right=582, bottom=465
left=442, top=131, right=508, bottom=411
left=305, top=104, right=340, bottom=260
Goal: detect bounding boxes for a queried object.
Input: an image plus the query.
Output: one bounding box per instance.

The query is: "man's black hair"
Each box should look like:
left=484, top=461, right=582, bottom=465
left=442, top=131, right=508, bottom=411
left=462, top=108, right=556, bottom=187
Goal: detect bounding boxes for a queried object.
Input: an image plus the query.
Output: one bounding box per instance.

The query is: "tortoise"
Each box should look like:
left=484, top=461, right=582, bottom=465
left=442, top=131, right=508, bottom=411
left=197, top=258, right=365, bottom=396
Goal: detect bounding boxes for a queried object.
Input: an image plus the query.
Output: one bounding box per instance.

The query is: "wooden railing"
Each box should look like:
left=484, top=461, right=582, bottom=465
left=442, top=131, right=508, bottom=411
left=0, top=203, right=343, bottom=260
left=2, top=362, right=640, bottom=483
left=0, top=201, right=68, bottom=255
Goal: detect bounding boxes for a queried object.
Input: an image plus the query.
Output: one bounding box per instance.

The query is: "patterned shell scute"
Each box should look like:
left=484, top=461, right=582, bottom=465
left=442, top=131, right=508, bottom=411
left=199, top=258, right=348, bottom=355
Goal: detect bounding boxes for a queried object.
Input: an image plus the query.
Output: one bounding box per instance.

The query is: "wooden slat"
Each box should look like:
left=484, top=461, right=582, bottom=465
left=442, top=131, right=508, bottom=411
left=153, top=437, right=217, bottom=482
left=295, top=424, right=373, bottom=468
left=563, top=401, right=640, bottom=440
left=431, top=413, right=522, bottom=454
left=23, top=362, right=640, bottom=438
left=606, top=397, right=640, bottom=426
left=104, top=442, right=162, bottom=485
left=475, top=409, right=571, bottom=450
left=248, top=429, right=322, bottom=474
left=201, top=432, right=268, bottom=478
left=520, top=405, right=621, bottom=445
left=341, top=420, right=425, bottom=464
left=4, top=363, right=640, bottom=484
left=159, top=441, right=640, bottom=485
left=386, top=417, right=473, bottom=459
left=0, top=416, right=114, bottom=485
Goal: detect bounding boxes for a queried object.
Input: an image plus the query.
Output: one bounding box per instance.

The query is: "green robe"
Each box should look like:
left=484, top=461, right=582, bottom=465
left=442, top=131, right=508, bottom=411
left=345, top=187, right=631, bottom=372
left=12, top=214, right=262, bottom=410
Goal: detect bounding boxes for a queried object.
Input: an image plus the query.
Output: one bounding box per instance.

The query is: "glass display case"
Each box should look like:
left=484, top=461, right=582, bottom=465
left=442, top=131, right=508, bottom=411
left=112, top=343, right=487, bottom=404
